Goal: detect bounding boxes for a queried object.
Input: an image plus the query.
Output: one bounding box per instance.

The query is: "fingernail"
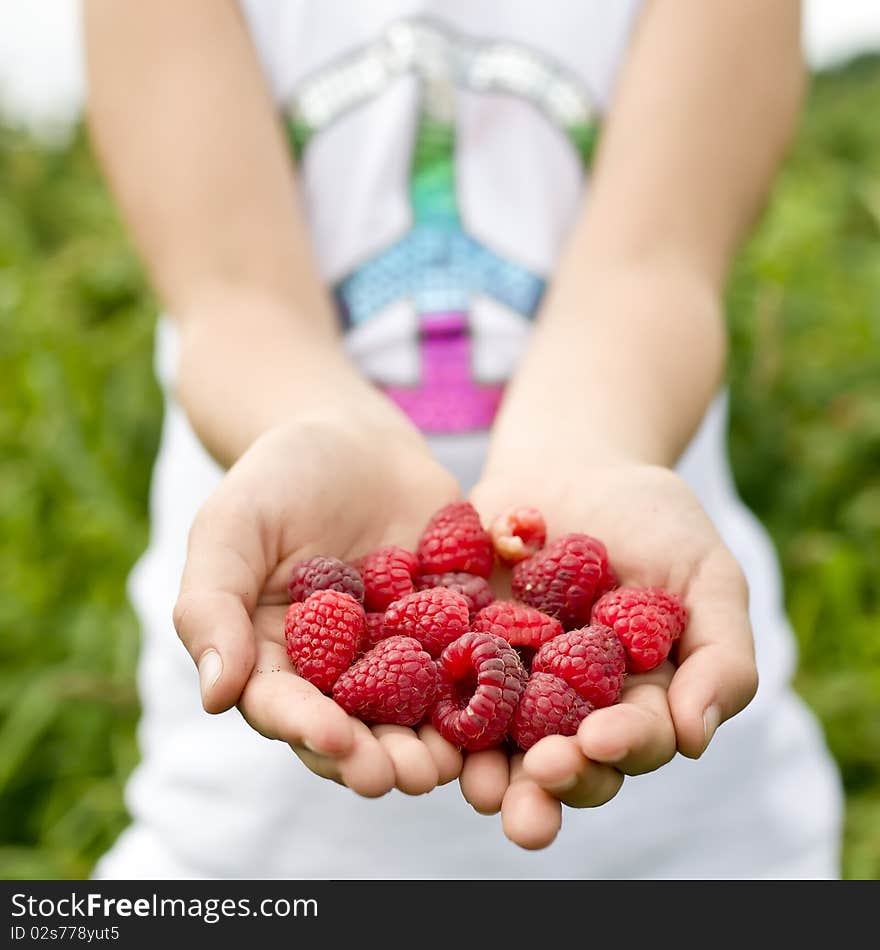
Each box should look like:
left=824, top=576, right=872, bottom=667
left=703, top=705, right=721, bottom=750
left=198, top=649, right=222, bottom=700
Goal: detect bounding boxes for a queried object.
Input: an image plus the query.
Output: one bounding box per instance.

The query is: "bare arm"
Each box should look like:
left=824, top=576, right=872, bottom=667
left=84, top=0, right=463, bottom=797
left=469, top=0, right=804, bottom=847
left=487, top=0, right=805, bottom=470
left=84, top=0, right=402, bottom=467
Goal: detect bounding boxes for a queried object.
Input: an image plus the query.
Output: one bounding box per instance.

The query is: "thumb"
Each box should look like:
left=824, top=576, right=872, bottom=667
left=173, top=590, right=257, bottom=714
left=173, top=495, right=266, bottom=713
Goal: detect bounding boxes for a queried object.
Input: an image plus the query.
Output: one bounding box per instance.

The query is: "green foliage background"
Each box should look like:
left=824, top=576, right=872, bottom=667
left=1, top=57, right=878, bottom=879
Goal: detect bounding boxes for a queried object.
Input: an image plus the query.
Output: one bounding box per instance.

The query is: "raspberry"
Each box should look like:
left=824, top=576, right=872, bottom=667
left=509, top=673, right=593, bottom=751
left=287, top=555, right=364, bottom=604
left=471, top=600, right=563, bottom=649
left=532, top=624, right=626, bottom=708
left=511, top=533, right=610, bottom=629
left=591, top=587, right=687, bottom=673
left=382, top=588, right=470, bottom=659
left=332, top=636, right=437, bottom=727
left=416, top=502, right=493, bottom=578
left=490, top=506, right=547, bottom=565
left=362, top=612, right=388, bottom=652
left=415, top=572, right=494, bottom=617
left=358, top=546, right=418, bottom=612
left=284, top=590, right=364, bottom=693
left=431, top=632, right=527, bottom=751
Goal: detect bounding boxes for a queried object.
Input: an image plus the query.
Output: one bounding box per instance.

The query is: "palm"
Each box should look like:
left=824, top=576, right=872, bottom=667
left=255, top=428, right=460, bottom=600
left=461, top=462, right=756, bottom=848
left=475, top=463, right=726, bottom=598
left=177, top=419, right=463, bottom=796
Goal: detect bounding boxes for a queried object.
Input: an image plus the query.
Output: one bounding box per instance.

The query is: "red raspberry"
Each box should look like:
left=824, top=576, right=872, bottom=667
left=431, top=632, right=527, bottom=751
left=490, top=506, right=547, bottom=565
left=358, top=546, right=418, bottom=612
left=284, top=590, right=364, bottom=693
left=415, top=572, right=494, bottom=617
left=332, top=636, right=437, bottom=727
left=287, top=555, right=364, bottom=604
left=591, top=587, right=687, bottom=673
left=382, top=588, right=470, bottom=659
left=532, top=624, right=626, bottom=708
left=362, top=612, right=387, bottom=652
left=509, top=672, right=593, bottom=751
left=511, top=533, right=610, bottom=629
left=416, top=502, right=493, bottom=578
left=471, top=600, right=563, bottom=649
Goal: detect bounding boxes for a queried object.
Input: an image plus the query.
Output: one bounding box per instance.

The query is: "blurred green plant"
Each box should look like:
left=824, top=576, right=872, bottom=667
left=1, top=55, right=878, bottom=880
left=0, top=119, right=160, bottom=878
left=726, top=54, right=880, bottom=879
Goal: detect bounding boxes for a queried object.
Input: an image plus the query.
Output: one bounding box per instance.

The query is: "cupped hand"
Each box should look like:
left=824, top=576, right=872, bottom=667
left=461, top=462, right=758, bottom=848
left=173, top=412, right=465, bottom=798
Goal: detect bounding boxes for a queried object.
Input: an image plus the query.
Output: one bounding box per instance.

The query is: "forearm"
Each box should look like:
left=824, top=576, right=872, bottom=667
left=83, top=0, right=329, bottom=319
left=487, top=262, right=724, bottom=472
left=488, top=0, right=804, bottom=471
left=85, top=0, right=400, bottom=464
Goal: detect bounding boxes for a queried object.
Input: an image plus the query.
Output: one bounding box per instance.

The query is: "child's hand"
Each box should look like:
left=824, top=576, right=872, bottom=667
left=463, top=461, right=758, bottom=848
left=173, top=413, right=466, bottom=797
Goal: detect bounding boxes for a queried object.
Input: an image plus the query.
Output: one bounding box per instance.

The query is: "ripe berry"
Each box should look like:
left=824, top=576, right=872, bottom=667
left=532, top=624, right=626, bottom=708
left=358, top=546, right=418, bottom=612
left=284, top=590, right=364, bottom=693
left=382, top=588, right=470, bottom=659
left=509, top=673, right=593, bottom=751
left=471, top=600, right=562, bottom=649
left=333, top=636, right=437, bottom=727
left=415, top=572, right=494, bottom=618
left=591, top=587, right=687, bottom=673
left=431, top=632, right=527, bottom=751
left=287, top=555, right=364, bottom=604
left=417, top=502, right=493, bottom=578
left=511, top=533, right=610, bottom=629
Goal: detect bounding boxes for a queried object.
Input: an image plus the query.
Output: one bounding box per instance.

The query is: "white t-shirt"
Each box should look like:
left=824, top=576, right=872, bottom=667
left=95, top=0, right=842, bottom=879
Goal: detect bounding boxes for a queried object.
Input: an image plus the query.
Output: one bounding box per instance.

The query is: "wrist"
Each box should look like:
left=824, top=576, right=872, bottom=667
left=174, top=291, right=418, bottom=466
left=489, top=261, right=725, bottom=469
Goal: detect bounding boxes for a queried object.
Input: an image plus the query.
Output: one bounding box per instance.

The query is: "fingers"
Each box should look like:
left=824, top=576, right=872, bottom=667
left=669, top=643, right=758, bottom=758
left=242, top=638, right=426, bottom=798
left=417, top=724, right=464, bottom=785
left=290, top=722, right=399, bottom=799
left=174, top=493, right=268, bottom=713
left=287, top=724, right=397, bottom=799
left=372, top=725, right=440, bottom=795
left=174, top=590, right=257, bottom=713
left=333, top=719, right=397, bottom=797
left=669, top=554, right=759, bottom=758
left=239, top=638, right=355, bottom=757
left=292, top=746, right=346, bottom=785
left=293, top=723, right=459, bottom=798
left=459, top=748, right=509, bottom=814
left=576, top=664, right=677, bottom=775
left=522, top=736, right=624, bottom=807
left=500, top=755, right=562, bottom=850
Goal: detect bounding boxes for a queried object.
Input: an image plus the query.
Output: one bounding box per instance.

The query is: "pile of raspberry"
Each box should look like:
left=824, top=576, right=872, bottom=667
left=283, top=503, right=687, bottom=752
